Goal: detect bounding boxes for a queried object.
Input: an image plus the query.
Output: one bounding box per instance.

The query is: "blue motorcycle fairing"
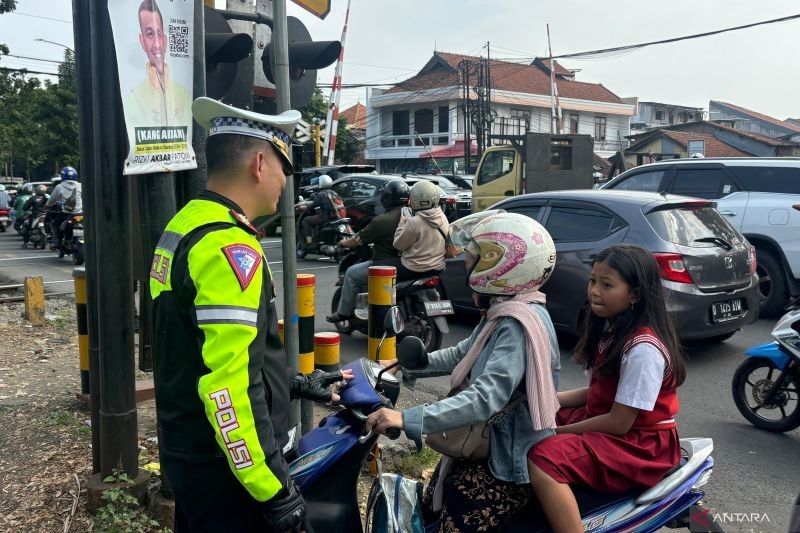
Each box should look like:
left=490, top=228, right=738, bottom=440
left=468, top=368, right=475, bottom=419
left=744, top=341, right=789, bottom=370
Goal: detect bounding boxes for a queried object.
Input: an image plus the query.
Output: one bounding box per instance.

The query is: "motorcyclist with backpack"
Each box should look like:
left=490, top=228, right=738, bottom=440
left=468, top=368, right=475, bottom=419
left=12, top=184, right=32, bottom=232
left=21, top=185, right=49, bottom=248
left=46, top=166, right=82, bottom=254
left=299, top=174, right=345, bottom=244
left=326, top=179, right=410, bottom=324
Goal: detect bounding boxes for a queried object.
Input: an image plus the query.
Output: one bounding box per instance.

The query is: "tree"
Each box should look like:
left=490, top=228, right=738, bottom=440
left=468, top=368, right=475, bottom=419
left=335, top=117, right=360, bottom=164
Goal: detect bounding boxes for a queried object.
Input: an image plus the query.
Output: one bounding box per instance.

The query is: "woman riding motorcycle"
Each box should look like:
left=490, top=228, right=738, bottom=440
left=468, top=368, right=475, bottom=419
left=365, top=210, right=561, bottom=531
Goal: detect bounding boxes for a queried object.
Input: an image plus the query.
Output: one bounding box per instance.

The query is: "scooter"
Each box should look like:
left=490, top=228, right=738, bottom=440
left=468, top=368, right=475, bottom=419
left=54, top=213, right=85, bottom=265
left=295, top=198, right=354, bottom=260
left=292, top=307, right=717, bottom=532
left=732, top=307, right=800, bottom=432
left=330, top=246, right=453, bottom=352
left=0, top=207, right=9, bottom=232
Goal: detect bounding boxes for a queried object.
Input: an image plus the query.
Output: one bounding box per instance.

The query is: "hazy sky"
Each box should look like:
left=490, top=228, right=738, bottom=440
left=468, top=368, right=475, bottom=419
left=2, top=1, right=798, bottom=119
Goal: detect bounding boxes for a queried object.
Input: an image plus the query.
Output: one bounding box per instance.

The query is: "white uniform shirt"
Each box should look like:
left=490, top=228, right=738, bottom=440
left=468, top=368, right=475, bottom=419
left=614, top=342, right=666, bottom=411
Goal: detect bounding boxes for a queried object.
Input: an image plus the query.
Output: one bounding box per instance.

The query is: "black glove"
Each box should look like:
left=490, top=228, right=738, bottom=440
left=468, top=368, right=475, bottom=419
left=262, top=482, right=309, bottom=532
left=289, top=370, right=344, bottom=403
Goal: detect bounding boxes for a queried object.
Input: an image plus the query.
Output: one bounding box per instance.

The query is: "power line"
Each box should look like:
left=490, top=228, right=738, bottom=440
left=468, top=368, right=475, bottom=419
left=0, top=66, right=61, bottom=77
left=9, top=11, right=72, bottom=24
left=542, top=12, right=800, bottom=60
left=1, top=53, right=62, bottom=64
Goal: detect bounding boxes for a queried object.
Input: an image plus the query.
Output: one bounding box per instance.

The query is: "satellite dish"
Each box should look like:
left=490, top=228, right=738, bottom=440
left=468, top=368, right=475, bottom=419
left=262, top=16, right=341, bottom=108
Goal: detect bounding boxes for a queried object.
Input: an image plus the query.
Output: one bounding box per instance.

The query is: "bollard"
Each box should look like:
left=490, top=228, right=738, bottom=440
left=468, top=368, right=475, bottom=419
left=367, top=266, right=397, bottom=361
left=24, top=276, right=45, bottom=326
left=73, top=268, right=90, bottom=397
left=278, top=319, right=285, bottom=345
left=314, top=332, right=340, bottom=373
left=296, top=274, right=316, bottom=375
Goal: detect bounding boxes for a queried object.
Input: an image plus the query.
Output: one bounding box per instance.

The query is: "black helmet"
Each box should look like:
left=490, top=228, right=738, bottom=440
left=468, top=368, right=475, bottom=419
left=381, top=179, right=410, bottom=209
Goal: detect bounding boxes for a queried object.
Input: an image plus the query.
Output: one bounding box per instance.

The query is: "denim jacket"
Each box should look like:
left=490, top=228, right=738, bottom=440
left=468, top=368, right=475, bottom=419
left=401, top=303, right=560, bottom=484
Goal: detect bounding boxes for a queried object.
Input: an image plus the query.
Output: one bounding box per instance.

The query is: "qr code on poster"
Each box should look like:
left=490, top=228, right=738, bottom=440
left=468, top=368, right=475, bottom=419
left=168, top=24, right=189, bottom=56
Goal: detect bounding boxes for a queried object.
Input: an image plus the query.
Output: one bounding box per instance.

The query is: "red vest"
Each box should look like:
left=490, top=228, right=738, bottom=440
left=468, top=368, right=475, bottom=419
left=585, top=327, right=679, bottom=430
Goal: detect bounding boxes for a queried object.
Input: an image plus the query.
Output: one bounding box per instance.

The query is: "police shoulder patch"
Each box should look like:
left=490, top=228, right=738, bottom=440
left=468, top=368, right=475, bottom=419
left=221, top=244, right=262, bottom=291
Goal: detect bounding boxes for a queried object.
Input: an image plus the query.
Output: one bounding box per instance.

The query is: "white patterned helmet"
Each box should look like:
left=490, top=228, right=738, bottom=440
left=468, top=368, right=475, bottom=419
left=451, top=211, right=556, bottom=296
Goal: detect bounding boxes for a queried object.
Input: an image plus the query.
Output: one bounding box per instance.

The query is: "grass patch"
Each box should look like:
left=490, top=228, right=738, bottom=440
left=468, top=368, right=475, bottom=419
left=386, top=446, right=440, bottom=479
left=47, top=410, right=89, bottom=435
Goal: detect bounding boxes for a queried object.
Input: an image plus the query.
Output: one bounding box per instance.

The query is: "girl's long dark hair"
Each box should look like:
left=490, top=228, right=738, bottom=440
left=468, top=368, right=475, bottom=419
left=574, top=244, right=686, bottom=387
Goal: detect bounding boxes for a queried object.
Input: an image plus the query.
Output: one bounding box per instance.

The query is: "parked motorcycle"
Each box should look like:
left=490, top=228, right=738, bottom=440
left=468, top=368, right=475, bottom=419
left=292, top=307, right=716, bottom=532
left=330, top=246, right=453, bottom=352
left=295, top=198, right=354, bottom=260
left=732, top=307, right=800, bottom=432
left=0, top=207, right=9, bottom=232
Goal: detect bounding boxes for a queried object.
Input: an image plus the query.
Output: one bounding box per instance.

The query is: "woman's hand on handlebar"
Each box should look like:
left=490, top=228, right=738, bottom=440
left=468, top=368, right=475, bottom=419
left=365, top=407, right=403, bottom=436
left=379, top=358, right=400, bottom=375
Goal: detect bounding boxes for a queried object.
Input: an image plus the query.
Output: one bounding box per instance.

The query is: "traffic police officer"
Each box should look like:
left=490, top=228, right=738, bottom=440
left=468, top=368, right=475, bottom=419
left=150, top=97, right=342, bottom=531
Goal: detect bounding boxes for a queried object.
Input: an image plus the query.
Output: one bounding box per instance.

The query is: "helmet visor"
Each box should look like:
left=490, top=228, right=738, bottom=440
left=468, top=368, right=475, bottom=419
left=448, top=209, right=506, bottom=252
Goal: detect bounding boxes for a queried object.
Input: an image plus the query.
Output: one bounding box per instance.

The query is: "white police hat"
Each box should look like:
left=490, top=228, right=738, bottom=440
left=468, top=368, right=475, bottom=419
left=191, top=97, right=301, bottom=170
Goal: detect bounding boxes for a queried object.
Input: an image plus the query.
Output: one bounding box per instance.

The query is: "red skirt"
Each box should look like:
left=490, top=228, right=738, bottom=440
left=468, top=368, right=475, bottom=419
left=527, top=407, right=681, bottom=493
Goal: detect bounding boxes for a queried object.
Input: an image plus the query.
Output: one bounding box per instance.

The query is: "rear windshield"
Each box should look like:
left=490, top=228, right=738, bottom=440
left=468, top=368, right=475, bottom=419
left=729, top=166, right=800, bottom=194
left=645, top=206, right=741, bottom=247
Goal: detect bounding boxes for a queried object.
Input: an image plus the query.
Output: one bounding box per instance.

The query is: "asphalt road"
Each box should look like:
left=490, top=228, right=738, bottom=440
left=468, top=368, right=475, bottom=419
left=1, top=229, right=798, bottom=531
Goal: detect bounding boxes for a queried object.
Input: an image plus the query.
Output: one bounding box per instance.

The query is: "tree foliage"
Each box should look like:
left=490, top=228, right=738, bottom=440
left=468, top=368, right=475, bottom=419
left=0, top=49, right=79, bottom=179
left=296, top=88, right=361, bottom=165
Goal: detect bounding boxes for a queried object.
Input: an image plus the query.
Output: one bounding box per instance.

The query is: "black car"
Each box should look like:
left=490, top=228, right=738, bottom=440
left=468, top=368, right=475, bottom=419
left=438, top=190, right=760, bottom=342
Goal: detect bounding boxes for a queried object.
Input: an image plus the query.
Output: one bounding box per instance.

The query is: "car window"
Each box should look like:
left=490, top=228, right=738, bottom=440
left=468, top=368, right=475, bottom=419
left=477, top=150, right=515, bottom=185
left=348, top=180, right=379, bottom=199
left=646, top=206, right=741, bottom=247
left=545, top=205, right=626, bottom=242
left=508, top=204, right=544, bottom=221
left=671, top=168, right=738, bottom=199
left=730, top=166, right=800, bottom=194
left=332, top=180, right=353, bottom=198
left=611, top=170, right=665, bottom=192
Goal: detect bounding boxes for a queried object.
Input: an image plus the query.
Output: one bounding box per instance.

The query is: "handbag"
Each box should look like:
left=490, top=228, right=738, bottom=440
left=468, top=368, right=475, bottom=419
left=425, top=388, right=527, bottom=460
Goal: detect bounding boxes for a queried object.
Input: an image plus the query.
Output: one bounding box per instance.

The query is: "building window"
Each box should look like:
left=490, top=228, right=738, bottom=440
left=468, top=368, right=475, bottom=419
left=438, top=106, right=449, bottom=133
left=687, top=139, right=705, bottom=156
left=570, top=113, right=579, bottom=134
left=510, top=108, right=531, bottom=130
left=550, top=138, right=573, bottom=170
left=594, top=116, right=607, bottom=141
left=392, top=110, right=409, bottom=136
left=655, top=110, right=665, bottom=121
left=414, top=108, right=433, bottom=145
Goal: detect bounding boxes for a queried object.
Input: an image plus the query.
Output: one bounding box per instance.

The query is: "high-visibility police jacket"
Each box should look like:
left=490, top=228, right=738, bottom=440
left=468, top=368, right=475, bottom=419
left=150, top=190, right=292, bottom=503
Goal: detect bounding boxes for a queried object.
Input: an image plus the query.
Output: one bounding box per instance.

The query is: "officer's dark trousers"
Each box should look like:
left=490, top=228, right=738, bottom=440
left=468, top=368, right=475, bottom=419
left=162, top=457, right=273, bottom=532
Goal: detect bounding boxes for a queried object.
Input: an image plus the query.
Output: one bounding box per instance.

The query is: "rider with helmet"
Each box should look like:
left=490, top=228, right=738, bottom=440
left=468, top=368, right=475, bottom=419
left=46, top=166, right=83, bottom=252
left=21, top=185, right=50, bottom=248
left=299, top=174, right=345, bottom=244
left=12, top=184, right=33, bottom=231
left=388, top=180, right=450, bottom=281
left=364, top=211, right=561, bottom=530
left=326, top=179, right=410, bottom=323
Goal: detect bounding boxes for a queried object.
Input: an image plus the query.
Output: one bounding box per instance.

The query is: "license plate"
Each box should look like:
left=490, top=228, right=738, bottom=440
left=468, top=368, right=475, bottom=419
left=711, top=298, right=744, bottom=323
left=73, top=229, right=84, bottom=237
left=424, top=300, right=454, bottom=316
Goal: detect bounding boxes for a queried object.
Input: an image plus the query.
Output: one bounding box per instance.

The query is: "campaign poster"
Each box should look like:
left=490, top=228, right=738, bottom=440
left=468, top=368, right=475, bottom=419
left=108, top=0, right=197, bottom=175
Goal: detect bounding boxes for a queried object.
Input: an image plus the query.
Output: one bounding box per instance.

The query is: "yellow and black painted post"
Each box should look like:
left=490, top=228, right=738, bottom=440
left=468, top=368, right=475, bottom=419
left=278, top=319, right=285, bottom=345
left=367, top=266, right=397, bottom=361
left=297, top=274, right=316, bottom=376
left=73, top=268, right=90, bottom=397
left=314, top=332, right=340, bottom=372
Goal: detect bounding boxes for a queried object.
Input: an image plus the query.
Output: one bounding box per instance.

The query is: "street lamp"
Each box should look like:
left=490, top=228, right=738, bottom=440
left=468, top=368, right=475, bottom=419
left=34, top=38, right=75, bottom=53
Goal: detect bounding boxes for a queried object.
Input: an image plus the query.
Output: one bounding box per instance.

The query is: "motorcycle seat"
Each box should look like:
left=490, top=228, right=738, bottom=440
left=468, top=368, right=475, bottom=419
left=322, top=217, right=351, bottom=226
left=396, top=276, right=440, bottom=295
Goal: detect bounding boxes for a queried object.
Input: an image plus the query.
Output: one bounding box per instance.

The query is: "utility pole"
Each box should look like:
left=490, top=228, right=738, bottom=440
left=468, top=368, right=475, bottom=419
left=272, top=0, right=302, bottom=436
left=313, top=119, right=322, bottom=167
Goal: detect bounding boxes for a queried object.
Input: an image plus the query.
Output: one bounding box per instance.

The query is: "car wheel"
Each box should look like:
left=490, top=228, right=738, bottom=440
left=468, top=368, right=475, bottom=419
left=732, top=358, right=800, bottom=433
left=756, top=250, right=788, bottom=317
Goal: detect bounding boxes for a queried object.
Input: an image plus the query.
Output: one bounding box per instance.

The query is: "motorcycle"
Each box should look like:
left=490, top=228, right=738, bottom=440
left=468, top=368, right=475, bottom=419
left=0, top=207, right=9, bottom=232
left=26, top=212, right=49, bottom=249
left=54, top=213, right=85, bottom=265
left=330, top=246, right=453, bottom=352
left=732, top=307, right=800, bottom=432
left=293, top=307, right=716, bottom=532
left=295, top=198, right=354, bottom=260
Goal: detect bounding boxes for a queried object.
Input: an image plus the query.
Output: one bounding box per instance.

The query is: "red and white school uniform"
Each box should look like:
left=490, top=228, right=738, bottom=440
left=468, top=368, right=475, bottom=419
left=527, top=327, right=681, bottom=492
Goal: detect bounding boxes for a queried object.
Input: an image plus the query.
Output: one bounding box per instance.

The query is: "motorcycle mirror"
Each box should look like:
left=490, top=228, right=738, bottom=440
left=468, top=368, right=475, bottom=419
left=397, top=336, right=428, bottom=370
left=383, top=306, right=404, bottom=336
left=297, top=195, right=304, bottom=202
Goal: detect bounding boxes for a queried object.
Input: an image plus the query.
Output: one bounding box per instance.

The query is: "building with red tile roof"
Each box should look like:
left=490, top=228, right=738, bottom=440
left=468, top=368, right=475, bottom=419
left=709, top=101, right=800, bottom=138
left=340, top=102, right=366, bottom=131
left=624, top=129, right=749, bottom=167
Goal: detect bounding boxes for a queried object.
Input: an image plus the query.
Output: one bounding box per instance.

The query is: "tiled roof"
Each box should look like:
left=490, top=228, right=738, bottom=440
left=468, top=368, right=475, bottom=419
left=531, top=57, right=572, bottom=77
left=340, top=103, right=366, bottom=130
left=706, top=121, right=795, bottom=147
left=659, top=131, right=750, bottom=157
left=385, top=51, right=623, bottom=104
left=419, top=140, right=477, bottom=159
left=712, top=101, right=800, bottom=134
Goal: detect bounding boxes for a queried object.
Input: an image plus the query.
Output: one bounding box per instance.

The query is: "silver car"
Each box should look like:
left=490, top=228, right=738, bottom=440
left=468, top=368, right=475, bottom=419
left=438, top=190, right=760, bottom=342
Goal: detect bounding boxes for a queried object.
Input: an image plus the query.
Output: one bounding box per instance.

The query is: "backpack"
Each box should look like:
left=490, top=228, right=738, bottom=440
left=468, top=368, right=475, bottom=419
left=365, top=473, right=425, bottom=533
left=64, top=185, right=78, bottom=213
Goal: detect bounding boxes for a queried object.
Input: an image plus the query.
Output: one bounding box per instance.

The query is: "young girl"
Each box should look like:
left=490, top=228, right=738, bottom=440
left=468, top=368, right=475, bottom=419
left=527, top=244, right=687, bottom=532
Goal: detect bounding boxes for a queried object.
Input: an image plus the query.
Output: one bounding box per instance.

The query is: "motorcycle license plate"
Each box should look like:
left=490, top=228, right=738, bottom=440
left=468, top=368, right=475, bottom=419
left=711, top=298, right=744, bottom=323
left=424, top=300, right=454, bottom=317
left=73, top=228, right=84, bottom=237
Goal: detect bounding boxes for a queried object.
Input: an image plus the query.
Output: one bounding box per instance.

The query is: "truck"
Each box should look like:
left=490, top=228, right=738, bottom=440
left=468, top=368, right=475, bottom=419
left=471, top=133, right=595, bottom=212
